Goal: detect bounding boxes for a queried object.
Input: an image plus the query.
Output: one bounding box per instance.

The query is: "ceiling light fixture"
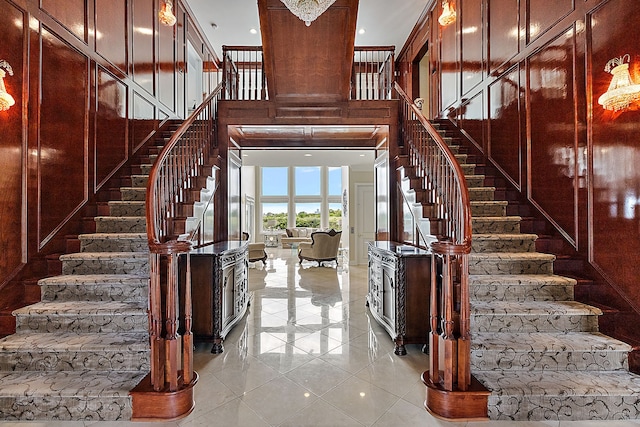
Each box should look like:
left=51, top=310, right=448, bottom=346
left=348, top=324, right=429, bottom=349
left=159, top=0, right=177, bottom=26
left=598, top=54, right=640, bottom=112
left=280, top=0, right=337, bottom=26
left=0, top=60, right=15, bottom=112
left=438, top=0, right=456, bottom=27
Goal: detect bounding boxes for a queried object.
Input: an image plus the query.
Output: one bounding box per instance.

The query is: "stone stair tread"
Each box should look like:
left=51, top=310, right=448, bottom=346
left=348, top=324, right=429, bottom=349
left=60, top=252, right=149, bottom=261
left=469, top=274, right=576, bottom=286
left=471, top=201, right=508, bottom=206
left=471, top=300, right=602, bottom=316
left=473, top=233, right=537, bottom=240
left=0, top=332, right=149, bottom=352
left=39, top=274, right=148, bottom=286
left=0, top=370, right=147, bottom=398
left=13, top=301, right=146, bottom=316
left=471, top=332, right=632, bottom=352
left=94, top=216, right=145, bottom=221
left=469, top=252, right=555, bottom=261
left=474, top=370, right=640, bottom=397
left=79, top=233, right=146, bottom=239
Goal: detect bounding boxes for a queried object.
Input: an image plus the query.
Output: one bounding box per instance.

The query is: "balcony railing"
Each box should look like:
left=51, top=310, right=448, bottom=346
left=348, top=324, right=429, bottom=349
left=394, top=83, right=474, bottom=400
left=221, top=46, right=395, bottom=101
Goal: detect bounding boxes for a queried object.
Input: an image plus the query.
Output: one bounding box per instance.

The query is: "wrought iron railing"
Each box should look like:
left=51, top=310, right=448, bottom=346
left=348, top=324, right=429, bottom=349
left=221, top=46, right=395, bottom=101
left=145, top=83, right=223, bottom=395
left=394, top=82, right=473, bottom=393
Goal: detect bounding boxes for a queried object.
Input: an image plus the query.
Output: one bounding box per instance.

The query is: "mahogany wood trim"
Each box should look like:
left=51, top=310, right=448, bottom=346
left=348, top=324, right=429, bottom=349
left=130, top=372, right=198, bottom=421
left=422, top=371, right=490, bottom=420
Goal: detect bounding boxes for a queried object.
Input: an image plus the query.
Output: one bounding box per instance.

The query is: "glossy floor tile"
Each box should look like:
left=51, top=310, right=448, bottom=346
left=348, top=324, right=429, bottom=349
left=5, top=249, right=640, bottom=426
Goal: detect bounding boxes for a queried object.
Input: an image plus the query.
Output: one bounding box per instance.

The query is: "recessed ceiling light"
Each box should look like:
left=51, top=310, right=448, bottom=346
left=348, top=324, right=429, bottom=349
left=250, top=28, right=258, bottom=34
left=242, top=153, right=248, bottom=157
left=358, top=28, right=366, bottom=35
left=304, top=153, right=312, bottom=157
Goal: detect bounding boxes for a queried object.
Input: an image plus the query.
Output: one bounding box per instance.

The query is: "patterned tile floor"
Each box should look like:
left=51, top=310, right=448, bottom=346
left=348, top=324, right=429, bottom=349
left=2, top=248, right=640, bottom=427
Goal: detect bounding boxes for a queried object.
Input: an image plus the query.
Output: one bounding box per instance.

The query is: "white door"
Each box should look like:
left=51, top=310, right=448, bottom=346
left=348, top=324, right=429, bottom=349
left=356, top=184, right=375, bottom=265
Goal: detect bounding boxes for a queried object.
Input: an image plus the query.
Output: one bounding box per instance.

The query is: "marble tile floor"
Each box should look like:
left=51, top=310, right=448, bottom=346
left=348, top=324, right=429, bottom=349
left=2, top=249, right=640, bottom=427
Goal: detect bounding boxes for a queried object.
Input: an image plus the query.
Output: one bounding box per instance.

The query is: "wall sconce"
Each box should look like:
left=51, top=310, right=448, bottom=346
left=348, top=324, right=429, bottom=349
left=0, top=60, right=15, bottom=112
left=438, top=0, right=456, bottom=27
left=159, top=0, right=177, bottom=26
left=598, top=54, right=640, bottom=112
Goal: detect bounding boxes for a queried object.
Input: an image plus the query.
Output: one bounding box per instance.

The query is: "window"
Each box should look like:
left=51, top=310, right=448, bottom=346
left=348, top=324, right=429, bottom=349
left=295, top=203, right=321, bottom=227
left=295, top=166, right=321, bottom=195
left=259, top=166, right=345, bottom=231
left=262, top=167, right=288, bottom=196
left=262, top=203, right=288, bottom=230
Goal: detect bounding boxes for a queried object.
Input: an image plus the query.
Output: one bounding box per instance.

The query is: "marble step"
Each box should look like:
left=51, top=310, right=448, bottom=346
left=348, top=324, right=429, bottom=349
left=474, top=370, right=640, bottom=421
left=471, top=301, right=601, bottom=333
left=120, top=187, right=145, bottom=201
left=108, top=201, right=145, bottom=217
left=470, top=274, right=575, bottom=302
left=472, top=233, right=537, bottom=253
left=79, top=233, right=148, bottom=253
left=471, top=201, right=508, bottom=217
left=139, top=164, right=152, bottom=175
left=60, top=252, right=149, bottom=275
left=94, top=217, right=145, bottom=233
left=471, top=332, right=632, bottom=372
left=39, top=274, right=148, bottom=302
left=468, top=252, right=555, bottom=275
left=0, top=332, right=149, bottom=371
left=465, top=175, right=486, bottom=188
left=12, top=301, right=148, bottom=334
left=0, top=370, right=146, bottom=421
left=130, top=175, right=148, bottom=187
left=472, top=216, right=521, bottom=234
left=469, top=187, right=496, bottom=201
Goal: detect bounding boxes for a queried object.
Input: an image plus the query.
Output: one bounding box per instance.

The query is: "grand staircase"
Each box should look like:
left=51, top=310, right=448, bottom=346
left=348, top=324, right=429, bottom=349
left=0, top=129, right=174, bottom=420
left=401, top=121, right=640, bottom=421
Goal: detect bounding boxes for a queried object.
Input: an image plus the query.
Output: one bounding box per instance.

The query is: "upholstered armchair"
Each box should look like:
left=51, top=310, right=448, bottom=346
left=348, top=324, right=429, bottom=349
left=297, top=229, right=342, bottom=266
left=243, top=233, right=267, bottom=265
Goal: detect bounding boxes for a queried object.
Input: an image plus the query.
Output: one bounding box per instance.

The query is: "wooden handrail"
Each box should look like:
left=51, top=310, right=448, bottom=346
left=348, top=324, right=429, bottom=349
left=393, top=82, right=473, bottom=394
left=145, top=83, right=223, bottom=395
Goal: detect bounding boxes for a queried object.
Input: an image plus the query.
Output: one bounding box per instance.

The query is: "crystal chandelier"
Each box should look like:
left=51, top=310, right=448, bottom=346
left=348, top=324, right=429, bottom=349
left=438, top=0, right=456, bottom=27
left=0, top=60, right=15, bottom=112
left=598, top=54, right=640, bottom=112
left=280, top=0, right=337, bottom=26
left=159, top=0, right=177, bottom=26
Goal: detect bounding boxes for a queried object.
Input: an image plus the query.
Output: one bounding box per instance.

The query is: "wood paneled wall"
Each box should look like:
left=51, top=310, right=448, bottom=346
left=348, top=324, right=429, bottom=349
left=0, top=0, right=217, bottom=300
left=397, top=0, right=640, bottom=343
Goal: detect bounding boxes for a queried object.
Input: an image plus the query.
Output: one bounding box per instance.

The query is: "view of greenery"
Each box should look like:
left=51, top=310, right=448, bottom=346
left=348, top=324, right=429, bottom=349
left=262, top=208, right=342, bottom=230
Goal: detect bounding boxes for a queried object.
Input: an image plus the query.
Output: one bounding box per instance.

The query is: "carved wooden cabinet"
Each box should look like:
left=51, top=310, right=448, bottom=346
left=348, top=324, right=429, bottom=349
left=366, top=241, right=431, bottom=355
left=184, top=241, right=249, bottom=353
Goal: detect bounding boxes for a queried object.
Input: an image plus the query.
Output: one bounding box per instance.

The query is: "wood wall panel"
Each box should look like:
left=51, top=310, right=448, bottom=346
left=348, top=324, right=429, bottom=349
left=95, top=0, right=127, bottom=71
left=440, top=9, right=458, bottom=110
left=41, top=0, right=86, bottom=41
left=460, top=92, right=485, bottom=152
left=158, top=20, right=176, bottom=110
left=528, top=0, right=573, bottom=43
left=132, top=0, right=155, bottom=94
left=95, top=67, right=128, bottom=189
left=0, top=1, right=26, bottom=282
left=488, top=67, right=521, bottom=187
left=39, top=27, right=88, bottom=247
left=461, top=0, right=484, bottom=94
left=528, top=30, right=578, bottom=244
left=488, top=0, right=519, bottom=72
left=589, top=0, right=640, bottom=309
left=131, top=91, right=156, bottom=152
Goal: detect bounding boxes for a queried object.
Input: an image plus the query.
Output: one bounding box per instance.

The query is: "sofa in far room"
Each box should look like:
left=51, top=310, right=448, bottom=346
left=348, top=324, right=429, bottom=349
left=279, top=227, right=318, bottom=248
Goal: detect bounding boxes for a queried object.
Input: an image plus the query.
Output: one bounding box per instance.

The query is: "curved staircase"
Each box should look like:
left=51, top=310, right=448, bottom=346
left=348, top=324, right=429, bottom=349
left=401, top=121, right=640, bottom=421
left=0, top=130, right=171, bottom=420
